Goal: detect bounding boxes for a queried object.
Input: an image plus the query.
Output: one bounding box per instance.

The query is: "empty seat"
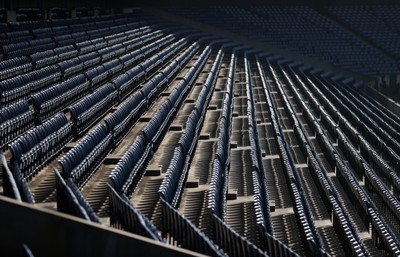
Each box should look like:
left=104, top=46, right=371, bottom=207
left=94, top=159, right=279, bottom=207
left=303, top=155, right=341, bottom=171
left=68, top=84, right=117, bottom=134
left=59, top=124, right=112, bottom=187
left=9, top=113, right=73, bottom=180
left=29, top=38, right=55, bottom=52
left=0, top=100, right=34, bottom=148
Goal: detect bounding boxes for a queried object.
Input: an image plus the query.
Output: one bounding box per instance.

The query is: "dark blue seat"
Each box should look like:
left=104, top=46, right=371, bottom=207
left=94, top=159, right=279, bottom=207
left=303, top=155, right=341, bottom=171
left=109, top=135, right=146, bottom=193
left=55, top=168, right=100, bottom=223
left=0, top=101, right=34, bottom=147
left=78, top=52, right=101, bottom=69
left=104, top=91, right=145, bottom=145
left=57, top=57, right=83, bottom=79
left=54, top=34, right=76, bottom=48
left=159, top=147, right=184, bottom=205
left=53, top=45, right=78, bottom=61
left=68, top=84, right=116, bottom=134
left=103, top=59, right=123, bottom=78
left=71, top=32, right=89, bottom=43
left=30, top=49, right=57, bottom=69
left=9, top=113, right=73, bottom=180
left=5, top=30, right=33, bottom=43
left=111, top=73, right=134, bottom=99
left=1, top=41, right=33, bottom=59
left=31, top=27, right=54, bottom=39
left=75, top=40, right=95, bottom=54
left=32, top=74, right=89, bottom=121
left=59, top=124, right=112, bottom=187
left=51, top=25, right=70, bottom=36
left=29, top=38, right=55, bottom=52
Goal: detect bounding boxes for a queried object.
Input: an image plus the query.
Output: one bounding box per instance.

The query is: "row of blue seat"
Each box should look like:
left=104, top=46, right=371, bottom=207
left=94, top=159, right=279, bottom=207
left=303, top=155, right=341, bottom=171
left=0, top=65, right=61, bottom=107
left=59, top=124, right=112, bottom=188
left=334, top=81, right=400, bottom=137
left=1, top=150, right=22, bottom=202
left=0, top=100, right=34, bottom=148
left=0, top=15, right=140, bottom=48
left=55, top=168, right=100, bottom=223
left=69, top=84, right=117, bottom=135
left=1, top=24, right=141, bottom=59
left=0, top=22, right=152, bottom=86
left=8, top=113, right=73, bottom=180
left=60, top=38, right=203, bottom=196
left=160, top=199, right=225, bottom=257
left=337, top=130, right=400, bottom=234
left=280, top=64, right=369, bottom=256
left=105, top=92, right=145, bottom=146
left=347, top=85, right=400, bottom=130
left=304, top=72, right=400, bottom=205
left=160, top=47, right=224, bottom=208
left=314, top=75, right=400, bottom=174
left=245, top=56, right=274, bottom=236
left=108, top=185, right=163, bottom=241
left=30, top=45, right=78, bottom=70
left=1, top=13, right=132, bottom=33
left=8, top=28, right=177, bottom=119
left=265, top=62, right=328, bottom=256
left=322, top=78, right=400, bottom=169
left=208, top=51, right=236, bottom=219
left=290, top=66, right=400, bottom=255
left=109, top=42, right=208, bottom=195
left=0, top=29, right=164, bottom=146
left=2, top=30, right=147, bottom=106
left=0, top=56, right=33, bottom=80
left=334, top=134, right=400, bottom=256
left=32, top=74, right=90, bottom=122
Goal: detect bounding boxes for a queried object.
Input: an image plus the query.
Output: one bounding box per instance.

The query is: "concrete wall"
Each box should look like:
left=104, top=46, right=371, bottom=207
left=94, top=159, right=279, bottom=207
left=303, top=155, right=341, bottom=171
left=0, top=196, right=205, bottom=257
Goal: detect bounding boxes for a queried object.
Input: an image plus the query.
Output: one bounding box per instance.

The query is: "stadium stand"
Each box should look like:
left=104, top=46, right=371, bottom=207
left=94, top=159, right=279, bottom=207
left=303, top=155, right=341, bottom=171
left=1, top=2, right=400, bottom=257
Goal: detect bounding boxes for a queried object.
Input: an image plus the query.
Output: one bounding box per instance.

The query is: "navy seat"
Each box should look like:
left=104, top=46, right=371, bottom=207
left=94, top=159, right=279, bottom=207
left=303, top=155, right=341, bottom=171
left=104, top=91, right=145, bottom=145
left=75, top=40, right=95, bottom=54
left=103, top=59, right=123, bottom=78
left=111, top=73, right=134, bottom=99
left=0, top=100, right=34, bottom=148
left=30, top=50, right=57, bottom=69
left=32, top=74, right=90, bottom=121
left=68, top=84, right=117, bottom=134
left=108, top=185, right=162, bottom=241
left=109, top=135, right=146, bottom=193
left=85, top=65, right=109, bottom=90
left=55, top=168, right=100, bottom=223
left=29, top=38, right=55, bottom=52
left=30, top=65, right=61, bottom=92
left=78, top=52, right=101, bottom=70
left=0, top=75, right=28, bottom=106
left=31, top=27, right=54, bottom=39
left=59, top=124, right=112, bottom=187
left=90, top=37, right=107, bottom=50
left=1, top=41, right=33, bottom=59
left=119, top=51, right=143, bottom=71
left=126, top=65, right=145, bottom=85
left=71, top=31, right=89, bottom=43
left=57, top=57, right=83, bottom=78
left=54, top=34, right=75, bottom=47
left=51, top=25, right=70, bottom=36
left=159, top=147, right=184, bottom=205
left=9, top=113, right=73, bottom=180
left=0, top=56, right=33, bottom=80
left=53, top=45, right=78, bottom=61
left=104, top=33, right=126, bottom=46
left=5, top=30, right=33, bottom=43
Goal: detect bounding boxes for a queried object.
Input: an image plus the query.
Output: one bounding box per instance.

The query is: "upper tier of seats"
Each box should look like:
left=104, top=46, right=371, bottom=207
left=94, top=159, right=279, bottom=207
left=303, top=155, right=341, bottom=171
left=163, top=5, right=400, bottom=76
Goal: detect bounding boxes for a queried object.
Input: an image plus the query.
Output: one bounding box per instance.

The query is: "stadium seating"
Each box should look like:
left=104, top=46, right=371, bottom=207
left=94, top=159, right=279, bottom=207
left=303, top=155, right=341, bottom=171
left=2, top=6, right=400, bottom=257
left=59, top=124, right=112, bottom=187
